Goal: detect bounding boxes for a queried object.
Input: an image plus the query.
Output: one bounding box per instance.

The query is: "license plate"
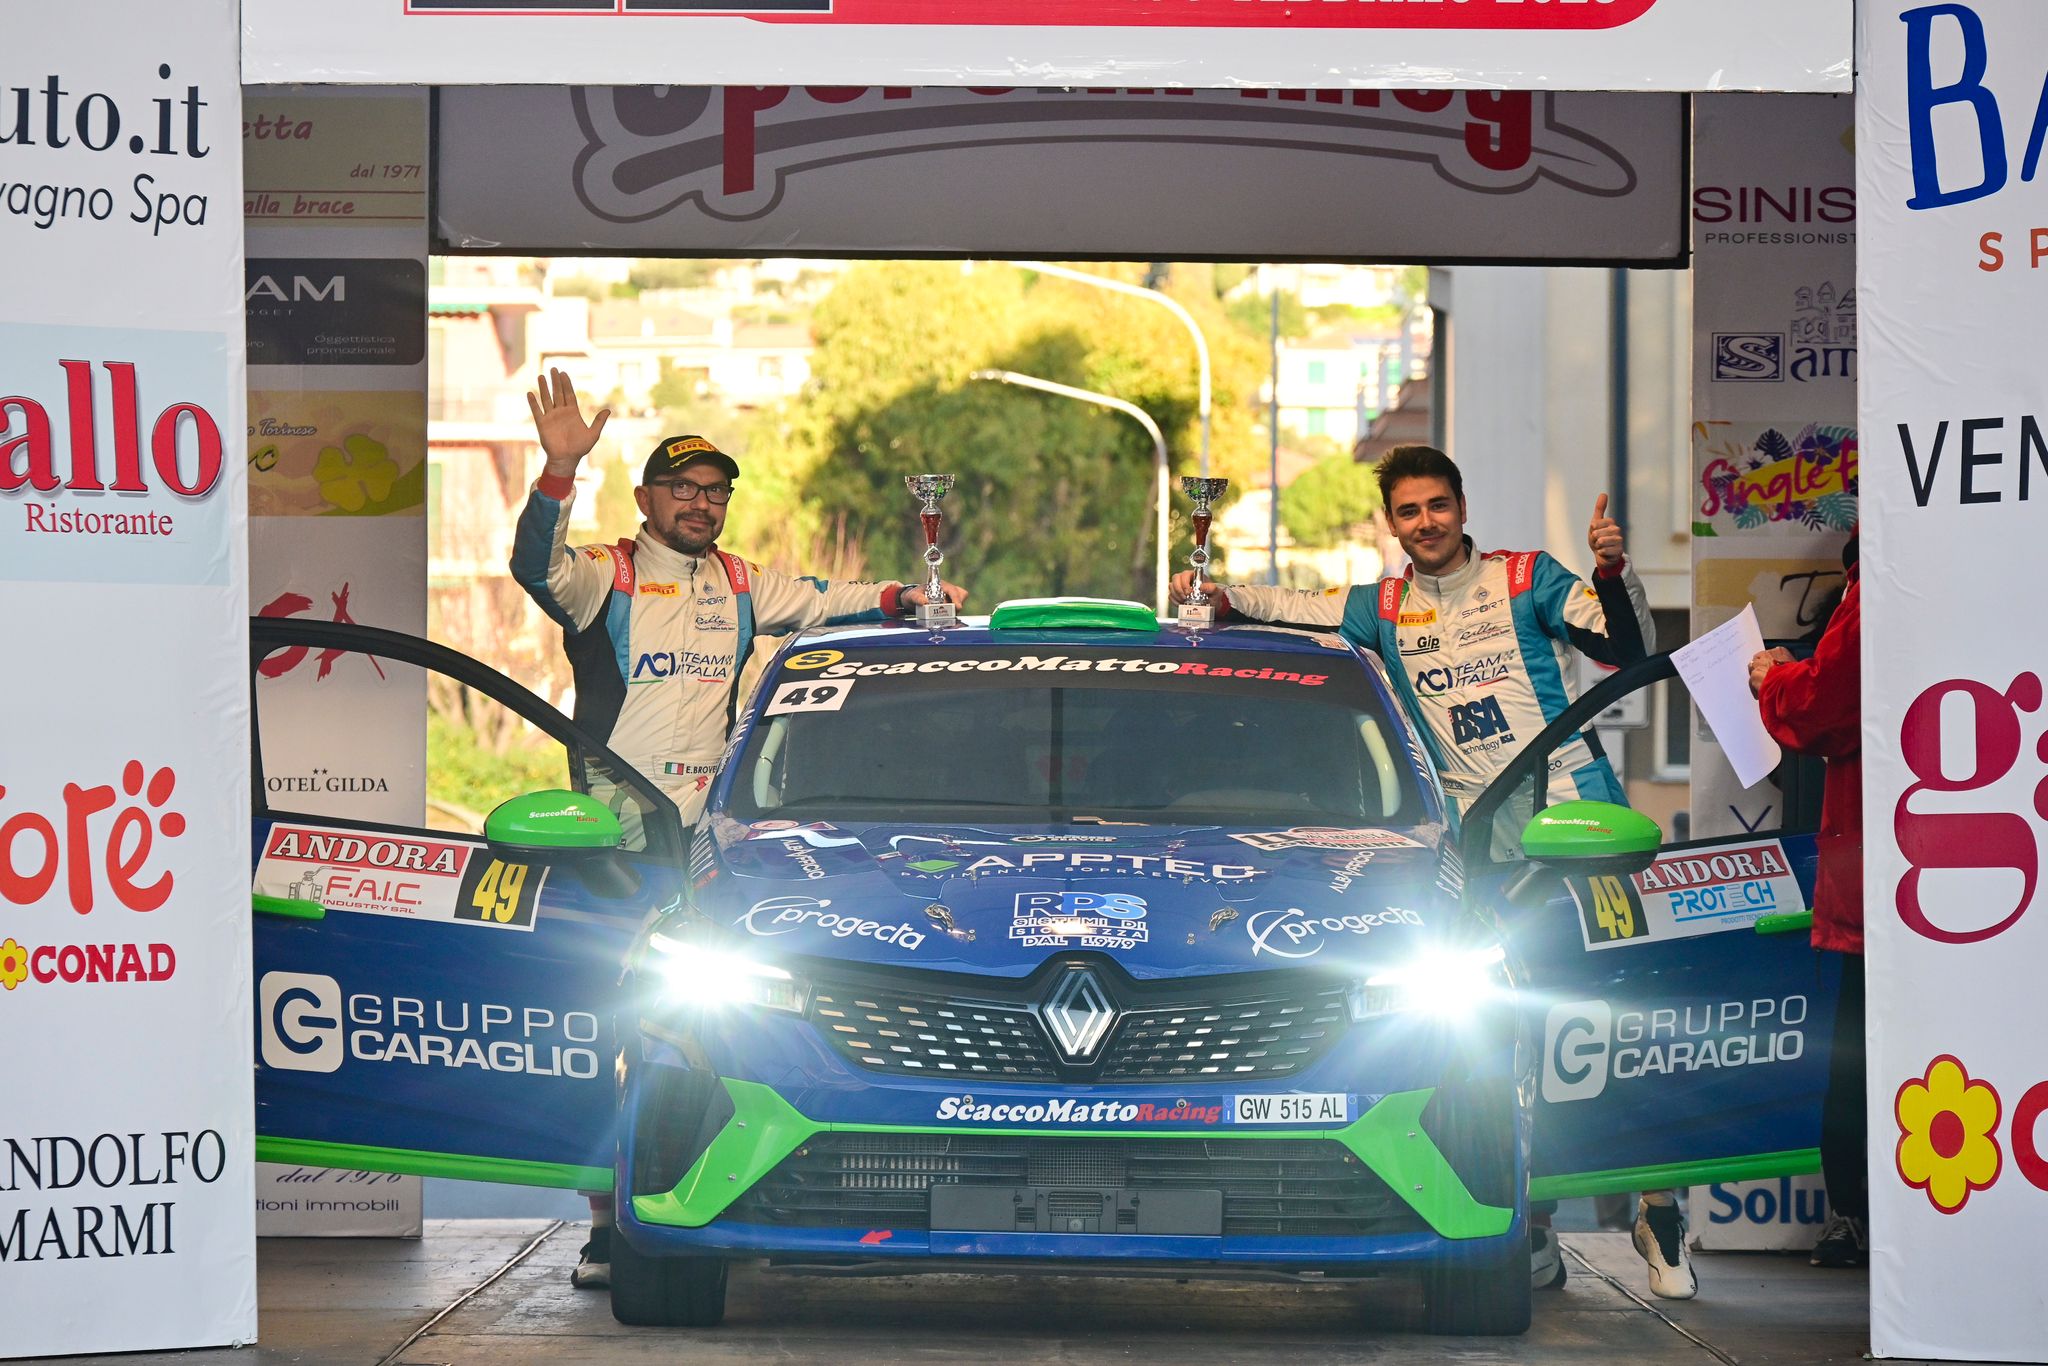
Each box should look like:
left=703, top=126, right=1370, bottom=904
left=1230, top=1092, right=1350, bottom=1125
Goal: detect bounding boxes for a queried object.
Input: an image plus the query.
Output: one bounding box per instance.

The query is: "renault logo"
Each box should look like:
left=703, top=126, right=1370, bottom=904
left=1042, top=967, right=1115, bottom=1063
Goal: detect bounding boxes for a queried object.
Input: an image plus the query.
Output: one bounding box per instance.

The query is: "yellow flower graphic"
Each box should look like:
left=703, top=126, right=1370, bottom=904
left=0, top=938, right=28, bottom=991
left=1896, top=1055, right=2002, bottom=1214
left=313, top=434, right=400, bottom=512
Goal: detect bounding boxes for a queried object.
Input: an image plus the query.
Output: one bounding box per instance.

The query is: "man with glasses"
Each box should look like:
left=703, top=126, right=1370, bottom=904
left=511, top=369, right=965, bottom=1291
left=513, top=368, right=966, bottom=825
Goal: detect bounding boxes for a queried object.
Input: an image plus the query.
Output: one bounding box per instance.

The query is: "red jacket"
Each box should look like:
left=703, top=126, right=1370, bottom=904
left=1758, top=569, right=1861, bottom=954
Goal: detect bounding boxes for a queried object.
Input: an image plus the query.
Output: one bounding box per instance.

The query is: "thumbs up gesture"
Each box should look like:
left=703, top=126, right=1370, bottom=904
left=1588, top=493, right=1625, bottom=569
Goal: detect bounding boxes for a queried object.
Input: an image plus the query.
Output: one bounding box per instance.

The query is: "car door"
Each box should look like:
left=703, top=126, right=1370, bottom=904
left=1460, top=653, right=1840, bottom=1201
left=251, top=618, right=687, bottom=1191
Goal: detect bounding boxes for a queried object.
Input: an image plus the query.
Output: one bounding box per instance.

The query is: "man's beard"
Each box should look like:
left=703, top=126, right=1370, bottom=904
left=648, top=515, right=717, bottom=556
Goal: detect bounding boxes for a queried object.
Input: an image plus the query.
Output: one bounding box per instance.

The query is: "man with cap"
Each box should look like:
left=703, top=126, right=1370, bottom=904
left=513, top=368, right=966, bottom=821
left=511, top=369, right=965, bottom=1289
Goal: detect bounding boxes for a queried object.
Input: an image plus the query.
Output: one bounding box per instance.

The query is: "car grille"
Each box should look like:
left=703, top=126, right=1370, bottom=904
left=726, top=1133, right=1427, bottom=1239
left=806, top=979, right=1350, bottom=1082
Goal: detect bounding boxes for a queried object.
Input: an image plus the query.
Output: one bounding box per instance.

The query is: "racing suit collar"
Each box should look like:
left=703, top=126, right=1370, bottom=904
left=1404, top=536, right=1480, bottom=595
left=632, top=525, right=720, bottom=583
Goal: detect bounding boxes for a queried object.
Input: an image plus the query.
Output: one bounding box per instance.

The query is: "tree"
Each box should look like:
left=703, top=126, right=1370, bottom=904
left=1281, top=451, right=1382, bottom=549
left=1227, top=287, right=1309, bottom=340
left=752, top=262, right=1272, bottom=605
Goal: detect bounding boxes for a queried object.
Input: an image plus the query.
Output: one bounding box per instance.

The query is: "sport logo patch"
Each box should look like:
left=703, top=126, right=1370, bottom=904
left=639, top=581, right=679, bottom=596
left=1398, top=609, right=1437, bottom=627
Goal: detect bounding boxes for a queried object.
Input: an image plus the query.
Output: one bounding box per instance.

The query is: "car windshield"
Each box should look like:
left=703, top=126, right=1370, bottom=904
left=728, top=642, right=1426, bottom=827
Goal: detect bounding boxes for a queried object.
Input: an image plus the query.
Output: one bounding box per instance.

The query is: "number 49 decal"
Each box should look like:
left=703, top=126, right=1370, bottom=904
left=766, top=679, right=854, bottom=715
left=1572, top=872, right=1646, bottom=949
left=453, top=856, right=546, bottom=931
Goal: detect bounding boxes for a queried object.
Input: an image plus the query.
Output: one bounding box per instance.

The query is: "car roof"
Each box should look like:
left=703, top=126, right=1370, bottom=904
left=788, top=618, right=1360, bottom=659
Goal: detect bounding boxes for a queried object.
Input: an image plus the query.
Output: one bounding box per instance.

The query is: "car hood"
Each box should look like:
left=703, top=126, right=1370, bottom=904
left=690, top=818, right=1458, bottom=980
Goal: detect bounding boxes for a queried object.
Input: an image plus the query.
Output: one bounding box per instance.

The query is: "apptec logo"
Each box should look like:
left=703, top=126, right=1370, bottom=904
left=261, top=971, right=344, bottom=1073
left=1542, top=999, right=1612, bottom=1103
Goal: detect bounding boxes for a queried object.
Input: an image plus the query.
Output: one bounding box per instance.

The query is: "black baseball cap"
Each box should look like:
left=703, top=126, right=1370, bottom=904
left=642, top=435, right=740, bottom=485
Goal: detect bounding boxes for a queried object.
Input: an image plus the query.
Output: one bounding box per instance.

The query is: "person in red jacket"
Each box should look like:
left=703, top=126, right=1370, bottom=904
left=1749, top=536, right=1863, bottom=1268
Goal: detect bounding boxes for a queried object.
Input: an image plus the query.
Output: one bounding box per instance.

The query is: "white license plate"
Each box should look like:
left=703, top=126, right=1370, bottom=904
left=1230, top=1092, right=1350, bottom=1125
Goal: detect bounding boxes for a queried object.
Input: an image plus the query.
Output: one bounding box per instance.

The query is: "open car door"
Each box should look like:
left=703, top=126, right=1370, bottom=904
left=1460, top=653, right=1839, bottom=1202
left=251, top=619, right=687, bottom=1191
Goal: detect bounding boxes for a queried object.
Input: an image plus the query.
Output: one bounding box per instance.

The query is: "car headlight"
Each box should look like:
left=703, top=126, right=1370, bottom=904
left=1348, top=943, right=1508, bottom=1022
left=648, top=932, right=808, bottom=1014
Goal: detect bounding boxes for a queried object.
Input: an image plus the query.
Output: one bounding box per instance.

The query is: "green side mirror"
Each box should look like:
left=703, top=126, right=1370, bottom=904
left=484, top=789, right=622, bottom=858
left=1519, top=800, right=1661, bottom=875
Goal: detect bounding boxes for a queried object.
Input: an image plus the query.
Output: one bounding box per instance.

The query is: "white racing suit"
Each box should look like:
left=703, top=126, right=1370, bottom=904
left=511, top=475, right=906, bottom=820
left=1221, top=541, right=1653, bottom=817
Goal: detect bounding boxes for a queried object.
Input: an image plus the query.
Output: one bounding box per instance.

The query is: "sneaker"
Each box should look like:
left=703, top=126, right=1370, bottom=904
left=1809, top=1213, right=1866, bottom=1268
left=570, top=1225, right=610, bottom=1290
left=1530, top=1225, right=1567, bottom=1291
left=1632, top=1199, right=1698, bottom=1300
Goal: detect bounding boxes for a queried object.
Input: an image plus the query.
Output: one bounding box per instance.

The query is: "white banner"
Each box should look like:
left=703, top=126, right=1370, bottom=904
left=0, top=1, right=256, bottom=1356
left=437, top=86, right=1685, bottom=262
left=1688, top=93, right=1858, bottom=839
left=244, top=87, right=430, bottom=1236
left=244, top=0, right=1849, bottom=92
left=1859, top=2, right=2048, bottom=1360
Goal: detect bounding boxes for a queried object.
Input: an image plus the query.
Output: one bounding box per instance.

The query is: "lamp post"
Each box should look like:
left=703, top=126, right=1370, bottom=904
left=969, top=369, right=1170, bottom=616
left=1010, top=261, right=1212, bottom=479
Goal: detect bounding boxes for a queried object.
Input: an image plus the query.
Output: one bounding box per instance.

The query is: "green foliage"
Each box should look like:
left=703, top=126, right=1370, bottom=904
left=628, top=259, right=732, bottom=292
left=1280, top=452, right=1381, bottom=549
left=426, top=710, right=564, bottom=829
left=549, top=275, right=608, bottom=302
left=1227, top=288, right=1309, bottom=340
left=753, top=262, right=1270, bottom=605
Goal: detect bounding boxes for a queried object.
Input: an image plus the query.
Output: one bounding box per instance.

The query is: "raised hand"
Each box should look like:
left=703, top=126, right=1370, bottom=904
left=1588, top=493, right=1625, bottom=569
left=526, top=367, right=611, bottom=477
left=905, top=580, right=970, bottom=609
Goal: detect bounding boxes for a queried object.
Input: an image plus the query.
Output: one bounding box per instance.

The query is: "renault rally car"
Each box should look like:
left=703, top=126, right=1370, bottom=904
left=249, top=602, right=1842, bottom=1337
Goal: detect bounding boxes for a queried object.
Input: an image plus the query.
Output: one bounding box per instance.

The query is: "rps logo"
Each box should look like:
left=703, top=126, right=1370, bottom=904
left=0, top=761, right=186, bottom=914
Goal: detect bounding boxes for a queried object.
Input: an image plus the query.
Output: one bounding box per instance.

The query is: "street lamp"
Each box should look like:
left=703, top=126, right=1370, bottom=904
left=969, top=369, right=1170, bottom=616
left=1010, top=261, right=1212, bottom=479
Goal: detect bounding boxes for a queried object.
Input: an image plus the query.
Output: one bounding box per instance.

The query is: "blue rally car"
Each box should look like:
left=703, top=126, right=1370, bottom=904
left=249, top=601, right=1842, bottom=1337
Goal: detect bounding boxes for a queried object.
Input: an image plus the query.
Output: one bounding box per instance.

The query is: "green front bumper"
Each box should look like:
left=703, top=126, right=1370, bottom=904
left=632, top=1079, right=1516, bottom=1240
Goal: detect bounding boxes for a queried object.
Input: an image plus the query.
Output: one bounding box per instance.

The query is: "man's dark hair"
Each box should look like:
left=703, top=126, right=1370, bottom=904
left=1374, top=444, right=1464, bottom=510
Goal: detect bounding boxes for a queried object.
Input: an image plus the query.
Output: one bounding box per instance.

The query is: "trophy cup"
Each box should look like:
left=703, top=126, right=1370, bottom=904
left=1178, top=476, right=1229, bottom=626
left=904, top=473, right=957, bottom=628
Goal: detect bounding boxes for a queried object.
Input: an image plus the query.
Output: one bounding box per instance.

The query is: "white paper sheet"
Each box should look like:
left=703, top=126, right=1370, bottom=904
left=1672, top=604, right=1782, bottom=789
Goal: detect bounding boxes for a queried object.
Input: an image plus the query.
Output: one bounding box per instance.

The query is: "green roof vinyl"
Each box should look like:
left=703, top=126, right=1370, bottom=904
left=989, top=597, right=1160, bottom=632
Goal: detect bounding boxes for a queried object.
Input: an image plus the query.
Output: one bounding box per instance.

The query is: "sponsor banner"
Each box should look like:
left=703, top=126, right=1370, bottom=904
left=242, top=0, right=1848, bottom=92
left=1688, top=93, right=1858, bottom=840
left=810, top=649, right=1333, bottom=688
left=1539, top=992, right=1811, bottom=1106
left=246, top=257, right=426, bottom=367
left=956, top=850, right=1263, bottom=882
left=1688, top=1174, right=1829, bottom=1252
left=0, top=2, right=255, bottom=1354
left=438, top=86, right=1685, bottom=262
left=251, top=516, right=428, bottom=825
left=1860, top=3, right=2048, bottom=1358
left=1011, top=891, right=1149, bottom=950
left=251, top=1167, right=422, bottom=1238
left=241, top=93, right=428, bottom=230
left=1569, top=840, right=1802, bottom=951
left=246, top=389, right=426, bottom=517
left=254, top=824, right=550, bottom=931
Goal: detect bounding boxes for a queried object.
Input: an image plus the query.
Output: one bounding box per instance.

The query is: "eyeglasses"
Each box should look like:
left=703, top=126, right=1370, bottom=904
left=646, top=479, right=732, bottom=505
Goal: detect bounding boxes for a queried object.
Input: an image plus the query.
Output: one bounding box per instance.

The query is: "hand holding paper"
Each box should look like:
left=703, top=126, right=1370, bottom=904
left=1673, top=604, right=1781, bottom=788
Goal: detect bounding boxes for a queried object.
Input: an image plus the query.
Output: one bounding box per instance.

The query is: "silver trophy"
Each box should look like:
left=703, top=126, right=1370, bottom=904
left=1178, top=476, right=1230, bottom=626
left=904, top=473, right=957, bottom=628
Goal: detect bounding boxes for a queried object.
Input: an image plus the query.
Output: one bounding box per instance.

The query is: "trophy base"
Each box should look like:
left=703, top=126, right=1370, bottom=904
left=915, top=601, right=957, bottom=628
left=1177, top=601, right=1216, bottom=627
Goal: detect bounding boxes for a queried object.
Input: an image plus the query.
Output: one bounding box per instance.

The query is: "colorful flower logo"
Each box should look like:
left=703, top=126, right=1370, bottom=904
left=0, top=939, right=28, bottom=991
left=1896, top=1055, right=2002, bottom=1214
left=313, top=434, right=401, bottom=512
